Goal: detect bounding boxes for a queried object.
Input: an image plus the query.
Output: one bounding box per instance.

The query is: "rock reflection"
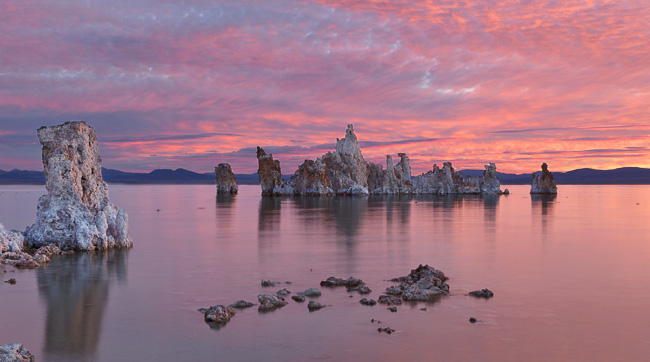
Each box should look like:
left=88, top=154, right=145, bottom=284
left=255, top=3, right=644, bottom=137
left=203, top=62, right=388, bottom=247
left=37, top=250, right=128, bottom=360
left=532, top=194, right=557, bottom=236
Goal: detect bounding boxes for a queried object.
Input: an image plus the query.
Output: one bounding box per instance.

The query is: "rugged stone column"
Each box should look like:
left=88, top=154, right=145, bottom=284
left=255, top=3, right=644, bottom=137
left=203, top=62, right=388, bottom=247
left=25, top=121, right=132, bottom=251
left=531, top=163, right=558, bottom=194
left=215, top=163, right=238, bottom=194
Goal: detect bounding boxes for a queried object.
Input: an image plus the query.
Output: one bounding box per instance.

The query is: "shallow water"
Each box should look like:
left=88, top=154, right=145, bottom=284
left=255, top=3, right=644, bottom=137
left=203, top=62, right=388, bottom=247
left=1, top=184, right=649, bottom=361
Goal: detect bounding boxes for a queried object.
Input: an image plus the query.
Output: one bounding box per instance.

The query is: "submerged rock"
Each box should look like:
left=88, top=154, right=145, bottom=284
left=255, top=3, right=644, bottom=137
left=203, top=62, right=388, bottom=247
left=258, top=293, right=288, bottom=311
left=298, top=288, right=322, bottom=297
left=380, top=264, right=449, bottom=303
left=377, top=327, right=395, bottom=334
left=261, top=279, right=279, bottom=287
left=1, top=252, right=39, bottom=269
left=347, top=284, right=372, bottom=294
left=320, top=276, right=365, bottom=288
left=215, top=163, right=238, bottom=194
left=468, top=288, right=494, bottom=298
left=5, top=278, right=16, bottom=285
left=229, top=300, right=255, bottom=309
left=25, top=121, right=132, bottom=251
left=291, top=295, right=306, bottom=302
left=531, top=163, right=558, bottom=194
left=203, top=305, right=236, bottom=324
left=359, top=298, right=376, bottom=306
left=0, top=343, right=34, bottom=361
left=307, top=300, right=327, bottom=311
left=276, top=288, right=291, bottom=297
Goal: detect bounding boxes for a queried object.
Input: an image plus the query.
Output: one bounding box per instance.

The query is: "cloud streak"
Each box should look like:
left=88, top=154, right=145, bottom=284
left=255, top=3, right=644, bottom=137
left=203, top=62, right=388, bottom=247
left=0, top=0, right=647, bottom=173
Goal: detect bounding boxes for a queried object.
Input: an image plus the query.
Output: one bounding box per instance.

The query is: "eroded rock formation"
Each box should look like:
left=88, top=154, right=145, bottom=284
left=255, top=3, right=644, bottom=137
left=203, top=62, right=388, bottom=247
left=378, top=264, right=450, bottom=304
left=0, top=223, right=24, bottom=253
left=215, top=163, right=238, bottom=194
left=0, top=343, right=35, bottom=361
left=24, top=121, right=132, bottom=251
left=257, top=124, right=503, bottom=196
left=531, top=163, right=558, bottom=194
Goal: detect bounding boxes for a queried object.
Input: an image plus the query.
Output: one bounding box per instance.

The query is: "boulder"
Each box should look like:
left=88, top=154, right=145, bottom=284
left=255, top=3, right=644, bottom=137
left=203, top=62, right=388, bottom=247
left=229, top=300, right=255, bottom=309
left=298, top=288, right=322, bottom=297
left=215, top=163, right=238, bottom=194
left=531, top=163, right=558, bottom=194
left=203, top=305, right=236, bottom=324
left=0, top=344, right=34, bottom=361
left=290, top=159, right=333, bottom=196
left=25, top=122, right=132, bottom=251
left=468, top=288, right=494, bottom=298
left=307, top=300, right=326, bottom=311
left=320, top=276, right=364, bottom=288
left=258, top=293, right=288, bottom=311
left=291, top=295, right=306, bottom=302
left=359, top=298, right=377, bottom=306
left=276, top=288, right=291, bottom=297
left=379, top=264, right=450, bottom=303
left=261, top=279, right=279, bottom=287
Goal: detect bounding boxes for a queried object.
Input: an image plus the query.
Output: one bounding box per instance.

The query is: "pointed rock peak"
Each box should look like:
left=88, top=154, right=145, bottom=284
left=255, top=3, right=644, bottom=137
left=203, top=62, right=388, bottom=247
left=256, top=146, right=267, bottom=159
left=336, top=124, right=362, bottom=156
left=541, top=162, right=549, bottom=172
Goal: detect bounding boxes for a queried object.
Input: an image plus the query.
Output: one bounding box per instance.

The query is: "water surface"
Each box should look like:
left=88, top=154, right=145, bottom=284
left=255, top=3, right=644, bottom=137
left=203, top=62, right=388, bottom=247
left=1, top=185, right=649, bottom=361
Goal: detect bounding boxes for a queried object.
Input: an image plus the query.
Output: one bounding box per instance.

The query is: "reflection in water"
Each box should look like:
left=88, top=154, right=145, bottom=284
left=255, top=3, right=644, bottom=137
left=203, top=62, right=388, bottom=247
left=532, top=194, right=557, bottom=236
left=258, top=197, right=284, bottom=235
left=215, top=193, right=236, bottom=208
left=216, top=193, right=237, bottom=233
left=36, top=250, right=129, bottom=360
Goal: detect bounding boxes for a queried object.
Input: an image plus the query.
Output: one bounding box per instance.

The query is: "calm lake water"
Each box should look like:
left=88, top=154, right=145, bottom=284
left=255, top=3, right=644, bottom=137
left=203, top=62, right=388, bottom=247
left=1, top=184, right=649, bottom=361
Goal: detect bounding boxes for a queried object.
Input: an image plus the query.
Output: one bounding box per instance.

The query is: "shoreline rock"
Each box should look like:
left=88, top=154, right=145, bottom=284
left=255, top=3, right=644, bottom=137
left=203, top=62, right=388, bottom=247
left=468, top=288, right=494, bottom=298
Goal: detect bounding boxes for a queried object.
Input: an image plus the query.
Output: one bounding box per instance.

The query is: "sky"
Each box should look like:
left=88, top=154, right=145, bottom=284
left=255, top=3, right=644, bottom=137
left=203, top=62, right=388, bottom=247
left=0, top=0, right=648, bottom=175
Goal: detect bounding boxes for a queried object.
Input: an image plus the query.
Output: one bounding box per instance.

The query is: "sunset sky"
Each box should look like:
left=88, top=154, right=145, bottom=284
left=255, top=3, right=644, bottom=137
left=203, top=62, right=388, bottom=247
left=0, top=0, right=648, bottom=174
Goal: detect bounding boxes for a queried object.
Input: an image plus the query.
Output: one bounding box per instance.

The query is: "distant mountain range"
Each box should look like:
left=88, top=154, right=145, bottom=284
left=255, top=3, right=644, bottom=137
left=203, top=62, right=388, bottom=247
left=1, top=167, right=650, bottom=185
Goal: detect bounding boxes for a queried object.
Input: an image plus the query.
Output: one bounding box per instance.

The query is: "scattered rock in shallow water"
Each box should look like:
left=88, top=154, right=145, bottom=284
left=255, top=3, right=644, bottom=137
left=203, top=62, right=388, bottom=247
left=359, top=298, right=376, bottom=306
left=377, top=327, right=395, bottom=334
left=347, top=284, right=372, bottom=294
left=387, top=307, right=397, bottom=312
left=307, top=301, right=326, bottom=311
left=258, top=293, right=288, bottom=311
left=298, top=288, right=322, bottom=297
left=320, top=276, right=364, bottom=288
left=229, top=300, right=255, bottom=309
left=261, top=279, right=279, bottom=287
left=0, top=343, right=34, bottom=361
left=285, top=281, right=292, bottom=284
left=377, top=295, right=402, bottom=306
left=5, top=278, right=16, bottom=285
left=469, top=317, right=477, bottom=323
left=1, top=252, right=39, bottom=269
left=276, top=288, right=291, bottom=297
left=291, top=295, right=305, bottom=302
left=203, top=305, right=236, bottom=324
left=34, top=244, right=62, bottom=258
left=380, top=264, right=449, bottom=303
left=468, top=288, right=494, bottom=298
left=420, top=308, right=427, bottom=311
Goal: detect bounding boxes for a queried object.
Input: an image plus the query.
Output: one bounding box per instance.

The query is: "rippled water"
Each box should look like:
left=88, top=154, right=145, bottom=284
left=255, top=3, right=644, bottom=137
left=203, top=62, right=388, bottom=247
left=1, top=184, right=649, bottom=361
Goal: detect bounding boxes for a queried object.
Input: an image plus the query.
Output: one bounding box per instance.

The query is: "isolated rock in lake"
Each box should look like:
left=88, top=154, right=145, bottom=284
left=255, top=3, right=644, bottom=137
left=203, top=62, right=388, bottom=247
left=291, top=295, right=306, bottom=302
left=379, top=264, right=450, bottom=303
left=276, top=288, right=291, bottom=296
left=412, top=162, right=504, bottom=195
left=347, top=284, right=372, bottom=294
left=0, top=223, right=25, bottom=253
left=256, top=147, right=295, bottom=196
left=261, top=279, right=279, bottom=287
left=0, top=343, right=35, bottom=361
left=298, top=288, right=322, bottom=297
left=229, top=300, right=255, bottom=309
left=320, top=276, right=365, bottom=288
left=203, top=305, right=236, bottom=324
left=215, top=163, right=238, bottom=194
left=469, top=288, right=494, bottom=298
left=307, top=300, right=327, bottom=311
left=531, top=163, right=558, bottom=194
left=258, top=293, right=288, bottom=311
left=359, top=298, right=377, bottom=306
left=24, top=122, right=132, bottom=251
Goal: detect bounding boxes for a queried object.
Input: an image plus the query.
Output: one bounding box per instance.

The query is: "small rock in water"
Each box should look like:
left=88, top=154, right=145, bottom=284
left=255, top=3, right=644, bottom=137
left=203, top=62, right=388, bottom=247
left=468, top=288, right=494, bottom=298
left=285, top=281, right=292, bottom=284
left=469, top=317, right=477, bottom=323
left=359, top=298, right=377, bottom=306
left=320, top=276, right=364, bottom=288
left=298, top=288, right=322, bottom=297
left=347, top=284, right=372, bottom=294
left=258, top=293, right=288, bottom=311
left=420, top=307, right=427, bottom=311
left=5, top=278, right=16, bottom=285
left=203, top=305, right=237, bottom=324
left=229, top=300, right=255, bottom=309
left=261, top=279, right=279, bottom=287
left=307, top=301, right=327, bottom=311
left=387, top=307, right=397, bottom=312
left=377, top=295, right=402, bottom=306
left=377, top=327, right=395, bottom=334
left=276, top=288, right=291, bottom=297
left=0, top=343, right=35, bottom=361
left=291, top=295, right=305, bottom=303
